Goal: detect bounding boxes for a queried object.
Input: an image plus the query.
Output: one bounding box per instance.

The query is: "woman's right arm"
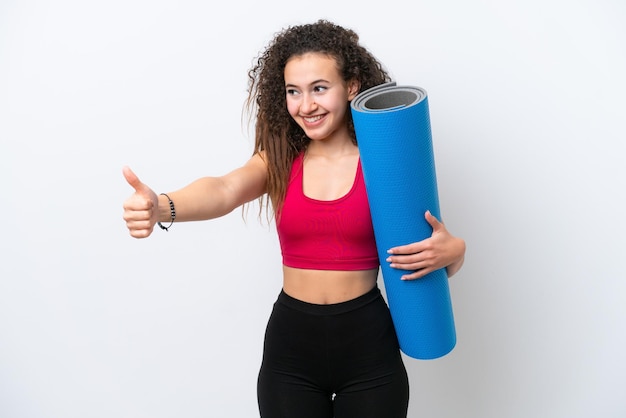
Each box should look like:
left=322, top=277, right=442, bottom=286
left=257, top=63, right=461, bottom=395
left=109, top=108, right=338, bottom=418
left=122, top=152, right=268, bottom=238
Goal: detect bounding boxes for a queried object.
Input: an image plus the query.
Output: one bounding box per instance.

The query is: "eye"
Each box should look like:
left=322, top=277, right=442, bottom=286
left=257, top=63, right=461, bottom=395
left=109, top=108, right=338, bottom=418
left=313, top=85, right=327, bottom=93
left=286, top=88, right=300, bottom=96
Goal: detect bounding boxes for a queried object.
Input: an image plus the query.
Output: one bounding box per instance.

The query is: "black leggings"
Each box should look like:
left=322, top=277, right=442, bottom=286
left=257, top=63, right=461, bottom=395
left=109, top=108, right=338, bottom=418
left=257, top=286, right=409, bottom=418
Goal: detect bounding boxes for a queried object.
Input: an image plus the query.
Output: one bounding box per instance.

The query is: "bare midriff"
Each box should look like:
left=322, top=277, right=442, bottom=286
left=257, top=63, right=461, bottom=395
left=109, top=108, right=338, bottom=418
left=282, top=265, right=379, bottom=304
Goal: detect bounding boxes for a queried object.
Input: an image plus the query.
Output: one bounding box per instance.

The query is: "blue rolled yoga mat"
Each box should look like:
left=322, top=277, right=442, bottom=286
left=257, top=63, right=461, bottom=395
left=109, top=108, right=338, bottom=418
left=351, top=82, right=456, bottom=360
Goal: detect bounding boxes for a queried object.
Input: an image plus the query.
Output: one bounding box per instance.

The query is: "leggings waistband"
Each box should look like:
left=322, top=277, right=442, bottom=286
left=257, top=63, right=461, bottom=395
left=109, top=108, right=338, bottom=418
left=277, top=285, right=382, bottom=316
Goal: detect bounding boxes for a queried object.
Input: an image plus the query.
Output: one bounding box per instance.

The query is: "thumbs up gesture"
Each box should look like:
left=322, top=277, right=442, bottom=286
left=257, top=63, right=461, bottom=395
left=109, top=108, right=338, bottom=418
left=122, top=166, right=159, bottom=238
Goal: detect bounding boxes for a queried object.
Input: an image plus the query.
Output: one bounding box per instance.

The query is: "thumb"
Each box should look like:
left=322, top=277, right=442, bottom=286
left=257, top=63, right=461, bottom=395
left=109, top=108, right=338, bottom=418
left=425, top=210, right=443, bottom=231
left=123, top=166, right=150, bottom=195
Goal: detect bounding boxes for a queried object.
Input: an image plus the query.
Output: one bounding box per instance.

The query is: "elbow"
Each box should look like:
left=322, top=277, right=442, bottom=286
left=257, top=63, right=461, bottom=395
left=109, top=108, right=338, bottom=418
left=446, top=238, right=466, bottom=278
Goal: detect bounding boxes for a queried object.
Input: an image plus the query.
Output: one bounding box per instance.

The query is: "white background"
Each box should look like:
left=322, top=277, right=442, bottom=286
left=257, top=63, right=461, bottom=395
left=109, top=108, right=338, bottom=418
left=1, top=0, right=625, bottom=417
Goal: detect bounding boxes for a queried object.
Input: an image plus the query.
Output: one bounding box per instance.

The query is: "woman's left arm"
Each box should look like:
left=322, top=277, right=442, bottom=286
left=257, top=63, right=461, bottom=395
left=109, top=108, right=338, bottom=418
left=385, top=210, right=466, bottom=280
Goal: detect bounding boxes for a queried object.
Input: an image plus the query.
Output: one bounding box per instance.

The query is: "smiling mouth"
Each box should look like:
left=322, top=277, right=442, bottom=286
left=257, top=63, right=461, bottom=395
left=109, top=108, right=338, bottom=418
left=303, top=115, right=324, bottom=123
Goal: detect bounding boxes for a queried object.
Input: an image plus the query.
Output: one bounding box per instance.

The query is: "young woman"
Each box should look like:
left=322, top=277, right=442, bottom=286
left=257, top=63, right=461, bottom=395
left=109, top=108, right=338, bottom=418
left=123, top=20, right=465, bottom=418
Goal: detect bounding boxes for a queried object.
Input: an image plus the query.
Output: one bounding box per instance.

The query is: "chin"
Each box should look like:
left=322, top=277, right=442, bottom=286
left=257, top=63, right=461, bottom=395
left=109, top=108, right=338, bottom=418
left=305, top=134, right=329, bottom=142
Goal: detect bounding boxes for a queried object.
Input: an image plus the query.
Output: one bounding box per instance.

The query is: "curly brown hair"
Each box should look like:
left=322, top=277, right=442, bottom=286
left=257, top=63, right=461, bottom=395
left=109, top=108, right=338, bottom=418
left=245, top=19, right=391, bottom=215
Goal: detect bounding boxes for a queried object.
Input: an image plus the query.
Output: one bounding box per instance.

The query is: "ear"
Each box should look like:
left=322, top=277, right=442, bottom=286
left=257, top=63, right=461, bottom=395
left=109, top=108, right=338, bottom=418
left=347, top=79, right=361, bottom=101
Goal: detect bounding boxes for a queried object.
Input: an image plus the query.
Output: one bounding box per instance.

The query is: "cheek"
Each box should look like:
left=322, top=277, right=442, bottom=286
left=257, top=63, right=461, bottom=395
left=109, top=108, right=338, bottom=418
left=285, top=97, right=299, bottom=118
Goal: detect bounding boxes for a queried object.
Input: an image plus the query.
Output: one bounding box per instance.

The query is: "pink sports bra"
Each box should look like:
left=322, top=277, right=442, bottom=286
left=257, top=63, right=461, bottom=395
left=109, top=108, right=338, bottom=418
left=276, top=153, right=379, bottom=270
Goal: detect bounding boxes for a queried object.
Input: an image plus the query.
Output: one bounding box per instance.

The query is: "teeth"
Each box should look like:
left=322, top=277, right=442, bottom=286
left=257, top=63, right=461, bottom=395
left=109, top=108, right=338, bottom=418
left=304, top=115, right=323, bottom=123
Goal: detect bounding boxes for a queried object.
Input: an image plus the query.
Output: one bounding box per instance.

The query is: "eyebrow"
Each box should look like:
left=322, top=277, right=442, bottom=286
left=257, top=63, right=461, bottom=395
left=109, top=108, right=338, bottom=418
left=285, top=79, right=331, bottom=88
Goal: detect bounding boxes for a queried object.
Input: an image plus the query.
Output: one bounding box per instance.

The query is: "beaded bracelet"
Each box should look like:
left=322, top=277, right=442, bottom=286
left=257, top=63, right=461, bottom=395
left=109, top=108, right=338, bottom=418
left=157, top=193, right=176, bottom=231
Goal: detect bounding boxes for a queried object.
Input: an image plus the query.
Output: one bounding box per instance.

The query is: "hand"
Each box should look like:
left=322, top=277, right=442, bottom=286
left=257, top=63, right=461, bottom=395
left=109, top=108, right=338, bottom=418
left=122, top=166, right=159, bottom=238
left=385, top=210, right=466, bottom=280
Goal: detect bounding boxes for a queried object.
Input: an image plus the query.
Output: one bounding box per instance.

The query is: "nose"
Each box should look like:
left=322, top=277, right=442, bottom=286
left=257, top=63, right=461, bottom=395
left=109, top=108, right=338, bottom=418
left=300, top=93, right=317, bottom=114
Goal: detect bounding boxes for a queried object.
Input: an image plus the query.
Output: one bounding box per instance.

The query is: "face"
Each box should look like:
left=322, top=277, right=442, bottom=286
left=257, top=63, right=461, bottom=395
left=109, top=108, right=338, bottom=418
left=284, top=52, right=359, bottom=142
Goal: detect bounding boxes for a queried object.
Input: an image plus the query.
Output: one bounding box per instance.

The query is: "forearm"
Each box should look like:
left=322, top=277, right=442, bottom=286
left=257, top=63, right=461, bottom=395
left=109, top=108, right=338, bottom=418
left=146, top=152, right=267, bottom=227
left=157, top=177, right=238, bottom=223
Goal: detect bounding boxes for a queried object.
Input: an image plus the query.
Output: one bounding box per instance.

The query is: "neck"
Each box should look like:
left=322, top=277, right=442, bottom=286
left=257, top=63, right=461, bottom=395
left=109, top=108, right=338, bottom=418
left=305, top=138, right=358, bottom=159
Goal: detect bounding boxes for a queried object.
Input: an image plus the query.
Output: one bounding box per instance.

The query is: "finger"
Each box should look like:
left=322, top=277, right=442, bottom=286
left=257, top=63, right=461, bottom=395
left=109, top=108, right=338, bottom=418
left=122, top=166, right=151, bottom=195
left=387, top=240, right=426, bottom=256
left=122, top=208, right=153, bottom=222
left=425, top=210, right=443, bottom=230
left=128, top=226, right=154, bottom=239
left=389, top=255, right=431, bottom=271
left=126, top=218, right=155, bottom=231
left=400, top=268, right=434, bottom=280
left=125, top=217, right=155, bottom=239
left=387, top=211, right=441, bottom=255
